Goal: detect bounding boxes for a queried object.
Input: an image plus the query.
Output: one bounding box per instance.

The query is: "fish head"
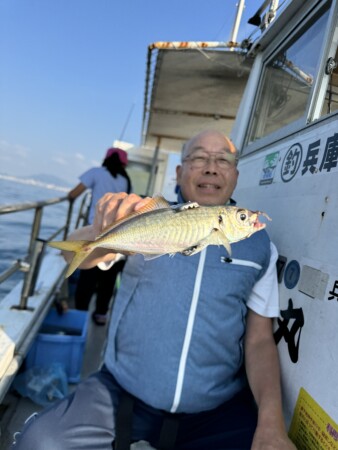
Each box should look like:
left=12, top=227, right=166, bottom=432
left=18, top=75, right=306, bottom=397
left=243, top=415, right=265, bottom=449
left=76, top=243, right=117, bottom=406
left=220, top=207, right=271, bottom=242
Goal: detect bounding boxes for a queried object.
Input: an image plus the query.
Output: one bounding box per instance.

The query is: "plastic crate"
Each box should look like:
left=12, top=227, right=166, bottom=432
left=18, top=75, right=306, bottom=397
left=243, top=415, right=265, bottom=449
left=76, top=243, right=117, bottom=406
left=26, top=309, right=89, bottom=383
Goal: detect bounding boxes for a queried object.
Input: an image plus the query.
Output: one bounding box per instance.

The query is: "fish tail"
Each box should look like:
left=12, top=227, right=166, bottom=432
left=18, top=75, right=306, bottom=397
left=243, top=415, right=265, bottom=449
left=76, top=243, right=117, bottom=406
left=48, top=240, right=93, bottom=278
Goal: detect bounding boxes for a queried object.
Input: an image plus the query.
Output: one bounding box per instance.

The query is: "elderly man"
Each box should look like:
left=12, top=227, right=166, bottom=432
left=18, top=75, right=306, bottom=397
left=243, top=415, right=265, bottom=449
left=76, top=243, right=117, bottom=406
left=13, top=130, right=296, bottom=449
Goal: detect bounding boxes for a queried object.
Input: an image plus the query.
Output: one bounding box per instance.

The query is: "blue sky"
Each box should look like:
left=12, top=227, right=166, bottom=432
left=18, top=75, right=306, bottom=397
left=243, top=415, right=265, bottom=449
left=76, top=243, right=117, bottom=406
left=0, top=0, right=259, bottom=185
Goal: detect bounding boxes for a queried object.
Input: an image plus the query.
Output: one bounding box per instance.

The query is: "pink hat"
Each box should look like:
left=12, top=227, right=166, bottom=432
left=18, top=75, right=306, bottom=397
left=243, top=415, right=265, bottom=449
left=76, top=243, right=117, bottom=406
left=105, top=147, right=128, bottom=166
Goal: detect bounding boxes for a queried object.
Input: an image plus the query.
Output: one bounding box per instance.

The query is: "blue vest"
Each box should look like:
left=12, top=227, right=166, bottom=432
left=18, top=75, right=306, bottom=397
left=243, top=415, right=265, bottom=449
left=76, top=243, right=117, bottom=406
left=104, top=225, right=271, bottom=413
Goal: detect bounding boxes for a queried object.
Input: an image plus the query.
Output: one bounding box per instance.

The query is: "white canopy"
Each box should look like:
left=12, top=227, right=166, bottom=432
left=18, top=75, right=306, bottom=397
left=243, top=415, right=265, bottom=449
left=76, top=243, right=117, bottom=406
left=141, top=42, right=253, bottom=153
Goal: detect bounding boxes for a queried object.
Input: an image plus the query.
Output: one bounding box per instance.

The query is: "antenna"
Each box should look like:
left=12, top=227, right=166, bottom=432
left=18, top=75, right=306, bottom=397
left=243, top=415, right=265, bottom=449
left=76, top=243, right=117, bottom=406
left=119, top=102, right=135, bottom=141
left=230, top=0, right=245, bottom=43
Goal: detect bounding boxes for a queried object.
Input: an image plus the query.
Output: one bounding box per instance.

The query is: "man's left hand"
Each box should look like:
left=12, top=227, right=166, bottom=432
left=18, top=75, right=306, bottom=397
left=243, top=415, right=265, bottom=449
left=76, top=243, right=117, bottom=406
left=251, top=427, right=297, bottom=449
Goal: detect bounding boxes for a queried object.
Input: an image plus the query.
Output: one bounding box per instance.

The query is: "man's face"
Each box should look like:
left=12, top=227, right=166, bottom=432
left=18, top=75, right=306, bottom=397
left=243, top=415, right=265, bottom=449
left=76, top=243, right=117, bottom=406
left=176, top=131, right=239, bottom=206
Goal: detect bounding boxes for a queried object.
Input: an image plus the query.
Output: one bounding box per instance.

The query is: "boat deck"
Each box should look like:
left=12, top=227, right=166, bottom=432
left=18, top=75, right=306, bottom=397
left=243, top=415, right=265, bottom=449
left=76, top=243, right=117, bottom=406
left=0, top=295, right=108, bottom=449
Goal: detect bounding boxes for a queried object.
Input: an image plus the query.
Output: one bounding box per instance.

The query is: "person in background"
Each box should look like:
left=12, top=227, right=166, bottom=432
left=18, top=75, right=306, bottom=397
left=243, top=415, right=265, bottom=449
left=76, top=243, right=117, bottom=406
left=13, top=130, right=296, bottom=450
left=68, top=147, right=132, bottom=325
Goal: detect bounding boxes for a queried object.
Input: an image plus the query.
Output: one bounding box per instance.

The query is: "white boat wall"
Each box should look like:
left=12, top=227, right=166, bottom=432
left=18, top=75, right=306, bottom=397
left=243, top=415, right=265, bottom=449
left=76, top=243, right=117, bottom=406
left=231, top=0, right=338, bottom=447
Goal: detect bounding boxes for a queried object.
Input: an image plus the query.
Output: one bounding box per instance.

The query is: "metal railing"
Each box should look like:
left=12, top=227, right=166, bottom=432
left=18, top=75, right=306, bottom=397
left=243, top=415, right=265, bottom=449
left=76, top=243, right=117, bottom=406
left=0, top=192, right=90, bottom=309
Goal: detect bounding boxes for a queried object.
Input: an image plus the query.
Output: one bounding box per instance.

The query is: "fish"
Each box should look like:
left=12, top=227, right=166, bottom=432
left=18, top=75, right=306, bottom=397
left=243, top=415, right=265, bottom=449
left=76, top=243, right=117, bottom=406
left=48, top=195, right=271, bottom=278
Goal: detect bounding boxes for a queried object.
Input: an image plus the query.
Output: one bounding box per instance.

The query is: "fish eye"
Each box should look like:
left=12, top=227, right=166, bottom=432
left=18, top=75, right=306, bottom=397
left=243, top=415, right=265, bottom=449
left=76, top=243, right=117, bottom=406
left=237, top=210, right=248, bottom=222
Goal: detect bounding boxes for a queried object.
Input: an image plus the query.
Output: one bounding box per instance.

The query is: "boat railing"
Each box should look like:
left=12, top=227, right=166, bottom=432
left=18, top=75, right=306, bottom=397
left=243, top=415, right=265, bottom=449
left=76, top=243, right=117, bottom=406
left=0, top=192, right=90, bottom=309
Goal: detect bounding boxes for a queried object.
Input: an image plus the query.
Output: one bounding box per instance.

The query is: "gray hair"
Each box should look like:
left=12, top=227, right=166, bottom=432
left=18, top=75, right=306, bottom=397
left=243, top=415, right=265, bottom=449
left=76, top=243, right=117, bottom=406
left=180, top=132, right=239, bottom=165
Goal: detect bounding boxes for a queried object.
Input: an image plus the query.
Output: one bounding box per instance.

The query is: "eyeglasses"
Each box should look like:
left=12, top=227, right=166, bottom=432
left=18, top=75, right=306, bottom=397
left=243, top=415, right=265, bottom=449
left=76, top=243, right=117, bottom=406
left=183, top=153, right=237, bottom=170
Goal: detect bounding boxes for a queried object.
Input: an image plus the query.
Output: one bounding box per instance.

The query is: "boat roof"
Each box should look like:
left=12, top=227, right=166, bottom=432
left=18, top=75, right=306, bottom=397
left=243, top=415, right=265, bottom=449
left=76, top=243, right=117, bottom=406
left=141, top=42, right=253, bottom=152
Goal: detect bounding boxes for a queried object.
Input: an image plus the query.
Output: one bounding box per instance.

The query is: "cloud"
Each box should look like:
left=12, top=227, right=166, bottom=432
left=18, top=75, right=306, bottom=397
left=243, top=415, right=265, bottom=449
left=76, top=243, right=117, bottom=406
left=52, top=156, right=67, bottom=165
left=0, top=140, right=31, bottom=174
left=0, top=138, right=96, bottom=185
left=48, top=151, right=94, bottom=183
left=52, top=151, right=87, bottom=167
left=0, top=154, right=11, bottom=162
left=14, top=144, right=30, bottom=158
left=0, top=140, right=30, bottom=158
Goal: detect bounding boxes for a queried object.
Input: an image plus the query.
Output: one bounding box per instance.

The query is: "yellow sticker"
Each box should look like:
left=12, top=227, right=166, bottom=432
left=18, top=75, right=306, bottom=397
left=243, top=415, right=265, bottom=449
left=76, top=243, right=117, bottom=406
left=289, top=387, right=338, bottom=449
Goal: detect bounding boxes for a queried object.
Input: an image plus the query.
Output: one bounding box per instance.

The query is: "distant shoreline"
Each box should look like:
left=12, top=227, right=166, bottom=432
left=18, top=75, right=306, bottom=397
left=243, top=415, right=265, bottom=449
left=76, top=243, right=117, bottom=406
left=0, top=174, right=69, bottom=193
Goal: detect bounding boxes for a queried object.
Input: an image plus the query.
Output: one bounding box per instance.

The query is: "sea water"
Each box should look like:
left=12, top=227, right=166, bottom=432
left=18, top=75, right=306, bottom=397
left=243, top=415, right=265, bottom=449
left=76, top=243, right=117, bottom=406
left=0, top=177, right=73, bottom=299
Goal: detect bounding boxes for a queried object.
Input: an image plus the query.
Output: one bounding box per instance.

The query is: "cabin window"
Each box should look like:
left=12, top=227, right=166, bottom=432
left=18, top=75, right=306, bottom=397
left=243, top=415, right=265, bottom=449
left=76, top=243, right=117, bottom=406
left=247, top=6, right=331, bottom=144
left=127, top=161, right=152, bottom=196
left=319, top=34, right=338, bottom=116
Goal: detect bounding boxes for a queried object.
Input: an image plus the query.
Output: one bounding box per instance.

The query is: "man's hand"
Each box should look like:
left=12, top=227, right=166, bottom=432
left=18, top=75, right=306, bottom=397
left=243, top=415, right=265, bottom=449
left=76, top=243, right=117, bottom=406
left=251, top=426, right=297, bottom=449
left=92, top=192, right=151, bottom=237
left=64, top=192, right=151, bottom=269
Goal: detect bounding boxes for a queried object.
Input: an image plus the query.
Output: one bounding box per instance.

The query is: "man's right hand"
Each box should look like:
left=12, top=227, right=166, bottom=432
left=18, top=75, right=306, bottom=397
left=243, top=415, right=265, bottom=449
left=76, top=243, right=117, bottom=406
left=64, top=193, right=151, bottom=269
left=92, top=192, right=151, bottom=237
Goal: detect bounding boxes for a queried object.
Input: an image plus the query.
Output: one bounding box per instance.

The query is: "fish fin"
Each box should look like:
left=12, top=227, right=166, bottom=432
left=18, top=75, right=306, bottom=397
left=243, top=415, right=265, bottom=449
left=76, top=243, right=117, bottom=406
left=181, top=229, right=232, bottom=257
left=48, top=240, right=89, bottom=252
left=144, top=253, right=176, bottom=260
left=97, top=194, right=171, bottom=239
left=215, top=230, right=232, bottom=256
left=181, top=234, right=211, bottom=256
left=143, top=253, right=166, bottom=261
left=48, top=240, right=93, bottom=278
left=206, top=228, right=232, bottom=255
left=151, top=193, right=172, bottom=209
left=172, top=201, right=200, bottom=212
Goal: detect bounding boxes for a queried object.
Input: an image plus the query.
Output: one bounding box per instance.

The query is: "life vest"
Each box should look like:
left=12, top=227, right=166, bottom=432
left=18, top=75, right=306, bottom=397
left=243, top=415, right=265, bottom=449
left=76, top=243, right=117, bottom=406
left=104, top=228, right=271, bottom=414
